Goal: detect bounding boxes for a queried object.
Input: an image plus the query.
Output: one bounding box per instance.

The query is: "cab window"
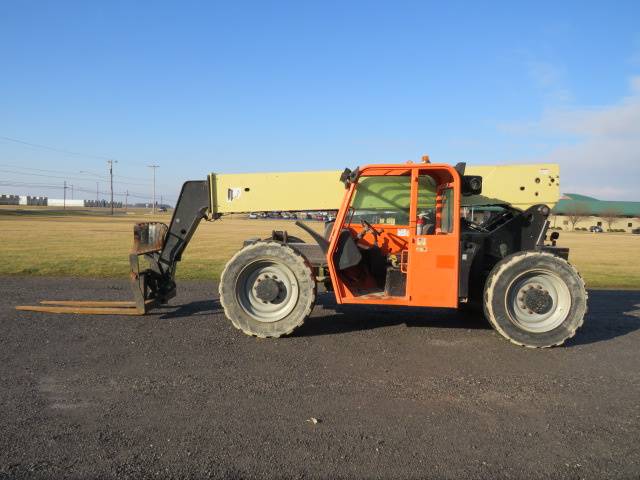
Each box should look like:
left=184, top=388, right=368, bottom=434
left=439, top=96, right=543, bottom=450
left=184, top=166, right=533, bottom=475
left=350, top=175, right=410, bottom=225
left=417, top=174, right=437, bottom=234
left=439, top=187, right=453, bottom=233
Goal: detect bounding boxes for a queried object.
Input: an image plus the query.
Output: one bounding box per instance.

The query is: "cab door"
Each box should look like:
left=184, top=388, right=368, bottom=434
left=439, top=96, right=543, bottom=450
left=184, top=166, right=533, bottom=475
left=406, top=166, right=460, bottom=308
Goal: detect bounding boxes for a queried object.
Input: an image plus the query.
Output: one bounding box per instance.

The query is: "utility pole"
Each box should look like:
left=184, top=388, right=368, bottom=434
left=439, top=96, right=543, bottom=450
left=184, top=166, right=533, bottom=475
left=148, top=164, right=159, bottom=214
left=63, top=181, right=67, bottom=210
left=70, top=184, right=74, bottom=200
left=125, top=190, right=129, bottom=212
left=107, top=160, right=117, bottom=215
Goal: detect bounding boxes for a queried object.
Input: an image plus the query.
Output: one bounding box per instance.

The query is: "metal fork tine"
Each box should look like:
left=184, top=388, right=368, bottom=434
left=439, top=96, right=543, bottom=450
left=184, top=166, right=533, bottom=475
left=15, top=305, right=145, bottom=315
left=39, top=300, right=136, bottom=307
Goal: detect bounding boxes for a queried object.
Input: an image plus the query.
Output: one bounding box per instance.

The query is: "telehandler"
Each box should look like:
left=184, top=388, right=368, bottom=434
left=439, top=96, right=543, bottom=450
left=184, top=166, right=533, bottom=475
left=18, top=157, right=587, bottom=348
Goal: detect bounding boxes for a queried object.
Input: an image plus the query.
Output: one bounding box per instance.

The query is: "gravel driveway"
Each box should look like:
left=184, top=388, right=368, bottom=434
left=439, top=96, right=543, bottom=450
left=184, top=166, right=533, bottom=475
left=1, top=277, right=639, bottom=479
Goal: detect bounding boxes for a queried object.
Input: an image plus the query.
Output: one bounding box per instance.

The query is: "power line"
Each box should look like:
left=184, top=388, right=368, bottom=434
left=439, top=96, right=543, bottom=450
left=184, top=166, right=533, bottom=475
left=0, top=181, right=64, bottom=188
left=0, top=166, right=151, bottom=186
left=0, top=162, right=176, bottom=192
left=0, top=163, right=108, bottom=178
left=76, top=167, right=151, bottom=182
left=0, top=168, right=97, bottom=184
left=0, top=180, right=174, bottom=200
left=0, top=135, right=153, bottom=168
left=1, top=160, right=177, bottom=202
left=0, top=135, right=117, bottom=162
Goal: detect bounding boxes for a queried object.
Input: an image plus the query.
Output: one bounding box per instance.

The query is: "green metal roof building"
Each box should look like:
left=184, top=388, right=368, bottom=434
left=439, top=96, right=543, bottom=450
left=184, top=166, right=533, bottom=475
left=552, top=193, right=640, bottom=217
left=550, top=193, right=640, bottom=232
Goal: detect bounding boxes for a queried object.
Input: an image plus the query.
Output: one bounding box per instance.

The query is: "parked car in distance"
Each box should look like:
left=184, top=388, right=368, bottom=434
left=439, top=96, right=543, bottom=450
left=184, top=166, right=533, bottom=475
left=589, top=226, right=603, bottom=233
left=248, top=212, right=258, bottom=219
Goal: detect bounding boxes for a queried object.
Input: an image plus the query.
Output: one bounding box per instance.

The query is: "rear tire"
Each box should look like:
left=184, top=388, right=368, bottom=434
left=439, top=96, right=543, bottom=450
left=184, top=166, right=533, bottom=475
left=219, top=241, right=316, bottom=338
left=483, top=251, right=587, bottom=348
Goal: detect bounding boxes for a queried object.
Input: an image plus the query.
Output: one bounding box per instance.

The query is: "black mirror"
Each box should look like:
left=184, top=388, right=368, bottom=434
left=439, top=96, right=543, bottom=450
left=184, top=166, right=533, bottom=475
left=339, top=166, right=360, bottom=188
left=461, top=175, right=482, bottom=196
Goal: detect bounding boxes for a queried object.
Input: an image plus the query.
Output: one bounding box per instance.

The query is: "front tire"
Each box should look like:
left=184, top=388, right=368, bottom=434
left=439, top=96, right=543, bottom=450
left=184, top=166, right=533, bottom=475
left=219, top=241, right=316, bottom=338
left=483, top=251, right=587, bottom=348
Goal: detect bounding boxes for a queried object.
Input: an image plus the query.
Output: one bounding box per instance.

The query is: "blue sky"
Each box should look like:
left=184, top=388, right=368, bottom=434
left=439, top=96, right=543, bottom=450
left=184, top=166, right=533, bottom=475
left=1, top=0, right=639, bottom=203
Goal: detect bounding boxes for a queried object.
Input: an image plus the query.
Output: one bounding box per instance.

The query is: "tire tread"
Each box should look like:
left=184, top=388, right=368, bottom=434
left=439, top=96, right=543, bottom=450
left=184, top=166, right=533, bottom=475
left=219, top=241, right=316, bottom=338
left=483, top=251, right=588, bottom=348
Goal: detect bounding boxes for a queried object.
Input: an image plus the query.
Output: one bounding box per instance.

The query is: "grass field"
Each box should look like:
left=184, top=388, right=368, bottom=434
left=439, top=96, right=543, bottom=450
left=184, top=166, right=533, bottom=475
left=0, top=209, right=324, bottom=281
left=0, top=209, right=638, bottom=289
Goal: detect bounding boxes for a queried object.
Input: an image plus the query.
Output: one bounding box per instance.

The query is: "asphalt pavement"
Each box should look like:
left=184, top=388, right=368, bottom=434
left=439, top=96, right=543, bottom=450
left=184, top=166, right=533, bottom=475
left=1, top=277, right=639, bottom=479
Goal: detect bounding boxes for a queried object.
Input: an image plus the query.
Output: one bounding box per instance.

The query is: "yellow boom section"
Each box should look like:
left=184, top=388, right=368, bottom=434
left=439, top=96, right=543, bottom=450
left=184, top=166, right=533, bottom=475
left=209, top=163, right=560, bottom=214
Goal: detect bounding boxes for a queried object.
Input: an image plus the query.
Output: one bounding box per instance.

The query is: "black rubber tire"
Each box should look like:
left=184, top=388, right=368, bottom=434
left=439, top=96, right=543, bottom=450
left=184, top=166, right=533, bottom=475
left=483, top=251, right=587, bottom=348
left=219, top=241, right=316, bottom=338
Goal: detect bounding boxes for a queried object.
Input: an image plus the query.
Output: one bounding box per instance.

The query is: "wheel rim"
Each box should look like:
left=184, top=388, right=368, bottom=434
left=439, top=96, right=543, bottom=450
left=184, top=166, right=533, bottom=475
left=235, top=259, right=299, bottom=323
left=505, top=269, right=571, bottom=333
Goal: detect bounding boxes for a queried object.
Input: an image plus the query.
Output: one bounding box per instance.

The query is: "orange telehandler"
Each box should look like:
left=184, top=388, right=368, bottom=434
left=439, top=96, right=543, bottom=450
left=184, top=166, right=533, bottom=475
left=18, top=159, right=587, bottom=348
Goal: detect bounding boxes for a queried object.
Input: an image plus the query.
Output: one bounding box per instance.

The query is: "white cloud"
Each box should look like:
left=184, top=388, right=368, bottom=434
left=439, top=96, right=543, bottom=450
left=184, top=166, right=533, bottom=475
left=559, top=184, right=637, bottom=200
left=501, top=76, right=640, bottom=201
left=545, top=80, right=640, bottom=139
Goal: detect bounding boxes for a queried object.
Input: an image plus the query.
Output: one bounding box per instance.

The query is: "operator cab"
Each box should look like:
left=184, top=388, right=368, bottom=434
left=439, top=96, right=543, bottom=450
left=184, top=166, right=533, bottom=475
left=328, top=164, right=461, bottom=308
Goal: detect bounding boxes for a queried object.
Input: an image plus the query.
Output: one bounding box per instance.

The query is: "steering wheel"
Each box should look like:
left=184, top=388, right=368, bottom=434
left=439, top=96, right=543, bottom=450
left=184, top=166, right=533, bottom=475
left=357, top=219, right=382, bottom=244
left=462, top=217, right=489, bottom=233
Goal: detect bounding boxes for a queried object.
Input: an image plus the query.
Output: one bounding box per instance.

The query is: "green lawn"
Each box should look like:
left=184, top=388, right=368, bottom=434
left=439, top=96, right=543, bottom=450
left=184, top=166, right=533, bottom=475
left=1, top=210, right=638, bottom=289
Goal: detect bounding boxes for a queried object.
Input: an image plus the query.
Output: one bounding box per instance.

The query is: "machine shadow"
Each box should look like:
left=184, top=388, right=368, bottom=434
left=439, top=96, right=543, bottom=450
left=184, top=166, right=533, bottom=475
left=296, top=290, right=640, bottom=344
left=157, top=290, right=640, bottom=346
left=565, top=290, right=640, bottom=347
left=294, top=294, right=490, bottom=337
left=159, top=299, right=221, bottom=319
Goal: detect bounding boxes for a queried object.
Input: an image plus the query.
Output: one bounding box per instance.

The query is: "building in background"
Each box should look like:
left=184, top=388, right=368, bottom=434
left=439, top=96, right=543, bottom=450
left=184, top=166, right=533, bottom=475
left=0, top=194, right=20, bottom=205
left=550, top=194, right=640, bottom=232
left=1, top=194, right=124, bottom=209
